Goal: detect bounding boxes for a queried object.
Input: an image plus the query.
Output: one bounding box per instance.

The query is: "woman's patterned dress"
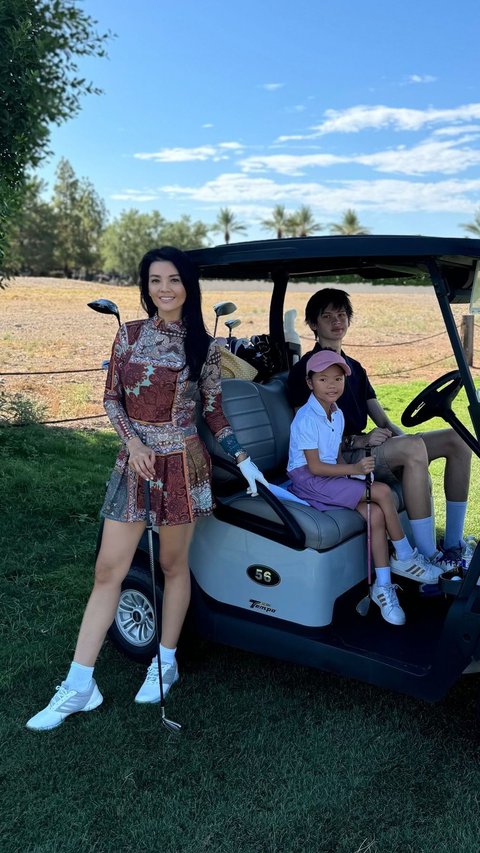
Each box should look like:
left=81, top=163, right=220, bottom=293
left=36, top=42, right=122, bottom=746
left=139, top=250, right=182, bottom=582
left=101, top=315, right=241, bottom=526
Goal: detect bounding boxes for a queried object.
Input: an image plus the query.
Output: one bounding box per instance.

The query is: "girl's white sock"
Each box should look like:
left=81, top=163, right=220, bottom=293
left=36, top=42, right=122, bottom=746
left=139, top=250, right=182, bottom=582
left=375, top=566, right=391, bottom=586
left=159, top=644, right=176, bottom=665
left=391, top=535, right=415, bottom=561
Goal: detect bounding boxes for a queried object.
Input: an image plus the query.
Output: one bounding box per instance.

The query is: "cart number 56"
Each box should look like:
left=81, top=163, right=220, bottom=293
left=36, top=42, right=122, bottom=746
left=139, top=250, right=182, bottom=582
left=247, top=565, right=281, bottom=586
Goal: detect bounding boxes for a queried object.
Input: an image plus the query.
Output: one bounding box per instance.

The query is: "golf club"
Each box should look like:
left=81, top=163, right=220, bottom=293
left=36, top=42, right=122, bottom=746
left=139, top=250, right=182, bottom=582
left=224, top=317, right=242, bottom=349
left=213, top=301, right=237, bottom=337
left=356, top=446, right=373, bottom=617
left=143, top=479, right=182, bottom=734
left=87, top=299, right=121, bottom=327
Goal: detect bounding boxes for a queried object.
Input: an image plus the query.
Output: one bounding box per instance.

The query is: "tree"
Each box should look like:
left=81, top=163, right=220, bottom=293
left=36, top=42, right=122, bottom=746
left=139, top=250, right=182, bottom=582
left=100, top=210, right=167, bottom=280
left=329, top=209, right=371, bottom=235
left=160, top=215, right=210, bottom=250
left=52, top=158, right=106, bottom=276
left=260, top=205, right=289, bottom=239
left=285, top=205, right=323, bottom=237
left=0, top=0, right=110, bottom=273
left=7, top=177, right=57, bottom=275
left=460, top=209, right=480, bottom=238
left=213, top=208, right=247, bottom=244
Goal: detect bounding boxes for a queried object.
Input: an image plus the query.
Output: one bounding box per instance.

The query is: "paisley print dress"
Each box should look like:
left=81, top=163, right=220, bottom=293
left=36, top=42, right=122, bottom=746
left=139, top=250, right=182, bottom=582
left=100, top=315, right=240, bottom=526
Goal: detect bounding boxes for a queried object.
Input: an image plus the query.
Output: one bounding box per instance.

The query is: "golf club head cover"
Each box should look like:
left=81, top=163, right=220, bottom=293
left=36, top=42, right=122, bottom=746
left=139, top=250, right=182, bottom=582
left=237, top=456, right=269, bottom=497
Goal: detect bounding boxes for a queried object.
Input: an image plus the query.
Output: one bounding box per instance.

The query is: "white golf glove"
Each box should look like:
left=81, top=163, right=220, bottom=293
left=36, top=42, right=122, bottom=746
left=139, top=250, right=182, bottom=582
left=237, top=456, right=269, bottom=497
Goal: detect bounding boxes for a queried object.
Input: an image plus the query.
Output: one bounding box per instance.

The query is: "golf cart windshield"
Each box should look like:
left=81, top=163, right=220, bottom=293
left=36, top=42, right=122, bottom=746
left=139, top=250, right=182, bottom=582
left=188, top=235, right=480, bottom=456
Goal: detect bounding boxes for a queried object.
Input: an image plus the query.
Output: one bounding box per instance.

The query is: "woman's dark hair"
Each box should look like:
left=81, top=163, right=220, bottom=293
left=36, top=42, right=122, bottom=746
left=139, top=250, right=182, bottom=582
left=304, top=288, right=353, bottom=335
left=139, top=246, right=210, bottom=381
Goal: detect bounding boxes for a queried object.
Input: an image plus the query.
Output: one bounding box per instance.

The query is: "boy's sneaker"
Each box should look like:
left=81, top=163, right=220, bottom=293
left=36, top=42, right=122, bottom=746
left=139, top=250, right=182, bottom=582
left=371, top=583, right=406, bottom=626
left=135, top=659, right=179, bottom=704
left=26, top=679, right=103, bottom=731
left=435, top=540, right=463, bottom=571
left=390, top=548, right=443, bottom=584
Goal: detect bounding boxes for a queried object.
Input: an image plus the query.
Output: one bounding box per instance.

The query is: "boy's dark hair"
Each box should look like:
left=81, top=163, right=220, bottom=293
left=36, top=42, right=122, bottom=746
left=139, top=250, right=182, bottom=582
left=138, top=246, right=210, bottom=382
left=304, top=288, right=353, bottom=332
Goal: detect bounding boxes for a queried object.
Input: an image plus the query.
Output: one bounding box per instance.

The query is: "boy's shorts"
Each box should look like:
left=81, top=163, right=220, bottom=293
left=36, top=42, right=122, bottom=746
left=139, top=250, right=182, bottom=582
left=343, top=441, right=400, bottom=485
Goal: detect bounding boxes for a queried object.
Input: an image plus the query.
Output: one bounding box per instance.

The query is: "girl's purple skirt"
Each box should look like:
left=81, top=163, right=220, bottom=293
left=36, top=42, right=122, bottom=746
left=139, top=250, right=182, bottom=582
left=287, top=465, right=366, bottom=511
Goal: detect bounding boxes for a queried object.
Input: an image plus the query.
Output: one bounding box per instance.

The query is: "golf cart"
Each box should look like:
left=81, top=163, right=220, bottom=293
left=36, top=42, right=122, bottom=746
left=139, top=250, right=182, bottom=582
left=95, top=235, right=480, bottom=703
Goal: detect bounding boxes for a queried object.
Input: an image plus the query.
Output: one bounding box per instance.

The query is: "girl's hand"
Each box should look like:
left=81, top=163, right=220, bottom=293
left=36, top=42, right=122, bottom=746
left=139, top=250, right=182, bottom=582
left=353, top=456, right=375, bottom=476
left=366, top=427, right=392, bottom=446
left=127, top=437, right=156, bottom=480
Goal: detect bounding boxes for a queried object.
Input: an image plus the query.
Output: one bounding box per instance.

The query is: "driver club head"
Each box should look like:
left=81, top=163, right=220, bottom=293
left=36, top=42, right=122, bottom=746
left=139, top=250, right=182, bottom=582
left=213, top=301, right=237, bottom=318
left=225, top=318, right=242, bottom=332
left=88, top=299, right=121, bottom=326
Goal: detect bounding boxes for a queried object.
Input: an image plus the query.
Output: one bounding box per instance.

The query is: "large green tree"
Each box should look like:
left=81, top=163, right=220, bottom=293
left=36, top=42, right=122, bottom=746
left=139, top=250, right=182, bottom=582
left=460, top=209, right=480, bottom=238
left=212, top=208, right=247, bottom=244
left=100, top=210, right=167, bottom=281
left=0, top=0, right=110, bottom=273
left=329, top=209, right=371, bottom=235
left=8, top=177, right=57, bottom=275
left=52, top=158, right=106, bottom=275
left=160, top=215, right=210, bottom=250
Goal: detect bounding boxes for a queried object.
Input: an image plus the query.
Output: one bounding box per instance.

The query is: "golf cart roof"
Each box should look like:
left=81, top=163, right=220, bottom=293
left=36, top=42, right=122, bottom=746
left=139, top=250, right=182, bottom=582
left=189, top=235, right=480, bottom=303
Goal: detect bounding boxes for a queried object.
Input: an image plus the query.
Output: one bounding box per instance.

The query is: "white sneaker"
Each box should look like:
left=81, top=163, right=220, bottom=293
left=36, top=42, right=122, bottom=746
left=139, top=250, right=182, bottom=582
left=371, top=583, right=406, bottom=626
left=390, top=548, right=443, bottom=584
left=135, top=659, right=179, bottom=704
left=26, top=680, right=103, bottom=731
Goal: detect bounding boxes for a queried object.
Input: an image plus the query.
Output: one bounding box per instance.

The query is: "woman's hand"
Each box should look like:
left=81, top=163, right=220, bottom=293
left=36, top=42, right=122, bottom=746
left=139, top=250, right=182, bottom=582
left=352, top=456, right=375, bottom=476
left=365, top=427, right=392, bottom=447
left=237, top=456, right=269, bottom=497
left=127, top=437, right=156, bottom=481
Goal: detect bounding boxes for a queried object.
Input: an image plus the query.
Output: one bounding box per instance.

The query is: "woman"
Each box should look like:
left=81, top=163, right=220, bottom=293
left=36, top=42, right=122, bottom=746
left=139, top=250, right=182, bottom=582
left=27, top=246, right=266, bottom=730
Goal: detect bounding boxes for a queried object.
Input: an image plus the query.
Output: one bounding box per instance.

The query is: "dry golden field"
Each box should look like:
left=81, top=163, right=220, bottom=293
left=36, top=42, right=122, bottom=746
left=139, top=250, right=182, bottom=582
left=1, top=276, right=479, bottom=425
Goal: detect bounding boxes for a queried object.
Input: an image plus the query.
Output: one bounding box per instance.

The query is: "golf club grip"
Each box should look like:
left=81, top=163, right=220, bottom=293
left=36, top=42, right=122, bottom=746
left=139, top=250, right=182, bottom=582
left=364, top=445, right=373, bottom=491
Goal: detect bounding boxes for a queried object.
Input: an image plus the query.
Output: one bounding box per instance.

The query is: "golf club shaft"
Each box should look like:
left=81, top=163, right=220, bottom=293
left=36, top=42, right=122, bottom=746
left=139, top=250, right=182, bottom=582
left=365, top=446, right=373, bottom=587
left=144, top=479, right=165, bottom=706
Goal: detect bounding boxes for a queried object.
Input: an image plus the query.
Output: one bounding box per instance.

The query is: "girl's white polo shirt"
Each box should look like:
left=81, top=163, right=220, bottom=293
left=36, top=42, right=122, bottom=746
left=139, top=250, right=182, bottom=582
left=287, top=392, right=345, bottom=472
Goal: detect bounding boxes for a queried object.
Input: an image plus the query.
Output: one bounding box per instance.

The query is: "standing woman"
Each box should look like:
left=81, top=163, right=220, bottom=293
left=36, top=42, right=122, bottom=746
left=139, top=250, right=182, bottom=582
left=27, top=247, right=266, bottom=731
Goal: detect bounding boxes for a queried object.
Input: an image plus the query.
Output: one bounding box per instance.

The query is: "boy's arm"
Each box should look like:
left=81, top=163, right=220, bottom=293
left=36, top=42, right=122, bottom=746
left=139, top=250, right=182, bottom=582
left=366, top=398, right=404, bottom=436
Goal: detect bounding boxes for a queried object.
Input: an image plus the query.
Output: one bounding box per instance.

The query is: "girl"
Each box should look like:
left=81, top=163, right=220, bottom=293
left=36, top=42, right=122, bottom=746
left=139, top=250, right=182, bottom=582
left=27, top=246, right=266, bottom=730
left=287, top=349, right=442, bottom=625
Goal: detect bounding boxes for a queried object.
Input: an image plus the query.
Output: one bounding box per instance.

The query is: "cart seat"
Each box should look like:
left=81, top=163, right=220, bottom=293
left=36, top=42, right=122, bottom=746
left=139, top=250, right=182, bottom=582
left=198, top=378, right=406, bottom=552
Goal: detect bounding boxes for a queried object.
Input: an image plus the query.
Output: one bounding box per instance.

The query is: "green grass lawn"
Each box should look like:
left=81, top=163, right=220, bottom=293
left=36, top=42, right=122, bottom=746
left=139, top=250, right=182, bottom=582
left=1, top=385, right=480, bottom=853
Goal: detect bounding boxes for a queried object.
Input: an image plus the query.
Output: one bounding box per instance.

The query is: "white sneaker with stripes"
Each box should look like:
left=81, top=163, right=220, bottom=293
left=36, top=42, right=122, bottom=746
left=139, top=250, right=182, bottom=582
left=390, top=547, right=443, bottom=584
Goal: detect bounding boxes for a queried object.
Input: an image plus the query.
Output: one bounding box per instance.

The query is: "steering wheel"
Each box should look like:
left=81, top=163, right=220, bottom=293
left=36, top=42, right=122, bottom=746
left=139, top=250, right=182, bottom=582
left=401, top=370, right=463, bottom=427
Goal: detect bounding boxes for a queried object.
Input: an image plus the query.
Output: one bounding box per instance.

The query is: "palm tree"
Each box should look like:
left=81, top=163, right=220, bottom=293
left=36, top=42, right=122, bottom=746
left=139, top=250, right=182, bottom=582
left=260, top=204, right=289, bottom=239
left=460, top=209, right=480, bottom=238
left=213, top=207, right=247, bottom=244
left=286, top=205, right=323, bottom=237
left=329, top=209, right=371, bottom=235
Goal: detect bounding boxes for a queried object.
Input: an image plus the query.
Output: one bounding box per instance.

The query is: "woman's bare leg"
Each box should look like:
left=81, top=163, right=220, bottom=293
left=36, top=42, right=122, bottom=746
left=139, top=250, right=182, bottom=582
left=158, top=522, right=196, bottom=649
left=73, top=518, right=146, bottom=666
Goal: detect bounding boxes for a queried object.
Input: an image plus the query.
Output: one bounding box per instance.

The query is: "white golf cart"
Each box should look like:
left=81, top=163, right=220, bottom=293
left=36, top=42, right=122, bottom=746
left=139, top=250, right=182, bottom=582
left=96, top=235, right=480, bottom=703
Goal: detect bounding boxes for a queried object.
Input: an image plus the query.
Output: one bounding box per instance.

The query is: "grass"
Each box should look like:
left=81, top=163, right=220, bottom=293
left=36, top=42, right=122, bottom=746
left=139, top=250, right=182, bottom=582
left=1, top=387, right=480, bottom=853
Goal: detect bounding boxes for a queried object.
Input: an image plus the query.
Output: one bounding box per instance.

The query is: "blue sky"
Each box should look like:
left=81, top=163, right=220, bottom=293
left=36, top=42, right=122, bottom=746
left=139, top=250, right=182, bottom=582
left=38, top=0, right=480, bottom=241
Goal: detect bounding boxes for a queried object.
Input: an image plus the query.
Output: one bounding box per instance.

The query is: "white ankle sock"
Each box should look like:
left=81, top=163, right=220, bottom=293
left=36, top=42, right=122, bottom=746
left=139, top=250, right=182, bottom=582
left=444, top=500, right=467, bottom=550
left=375, top=566, right=391, bottom=586
left=409, top=516, right=436, bottom=559
left=159, top=644, right=176, bottom=666
left=391, top=535, right=415, bottom=561
left=65, top=661, right=94, bottom=692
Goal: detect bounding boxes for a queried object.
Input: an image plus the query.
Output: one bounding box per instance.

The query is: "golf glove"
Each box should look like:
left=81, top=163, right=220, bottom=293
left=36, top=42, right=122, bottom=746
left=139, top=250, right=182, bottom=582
left=237, top=456, right=269, bottom=497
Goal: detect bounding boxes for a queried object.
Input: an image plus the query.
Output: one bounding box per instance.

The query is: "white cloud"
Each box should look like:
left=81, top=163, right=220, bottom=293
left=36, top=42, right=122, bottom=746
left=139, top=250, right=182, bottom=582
left=240, top=152, right=347, bottom=176
left=433, top=125, right=480, bottom=137
left=134, top=146, right=218, bottom=162
left=356, top=137, right=480, bottom=175
left=111, top=189, right=160, bottom=202
left=158, top=171, right=480, bottom=214
left=133, top=142, right=244, bottom=163
left=407, top=74, right=437, bottom=84
left=202, top=123, right=214, bottom=128
left=261, top=82, right=285, bottom=91
left=310, top=103, right=480, bottom=135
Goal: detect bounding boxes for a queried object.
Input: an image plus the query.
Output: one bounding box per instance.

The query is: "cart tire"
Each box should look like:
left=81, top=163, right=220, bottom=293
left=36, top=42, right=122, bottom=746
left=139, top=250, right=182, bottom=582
left=107, top=563, right=163, bottom=663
